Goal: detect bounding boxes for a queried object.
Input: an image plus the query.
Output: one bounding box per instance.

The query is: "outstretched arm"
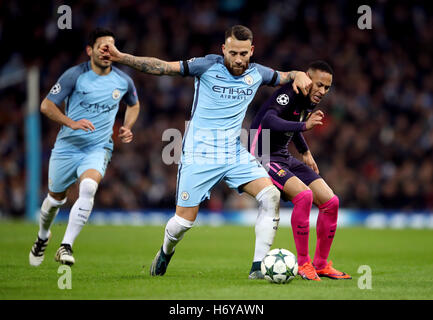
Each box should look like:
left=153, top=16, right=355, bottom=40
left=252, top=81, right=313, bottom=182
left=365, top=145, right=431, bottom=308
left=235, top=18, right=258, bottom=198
left=278, top=71, right=312, bottom=95
left=118, top=54, right=180, bottom=75
left=262, top=109, right=324, bottom=132
left=99, top=43, right=180, bottom=75
left=278, top=71, right=299, bottom=85
left=261, top=109, right=306, bottom=132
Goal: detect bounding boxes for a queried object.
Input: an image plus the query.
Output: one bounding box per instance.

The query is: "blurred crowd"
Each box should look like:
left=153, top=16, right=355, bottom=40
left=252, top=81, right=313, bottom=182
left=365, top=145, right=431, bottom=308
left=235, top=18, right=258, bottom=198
left=1, top=0, right=432, bottom=216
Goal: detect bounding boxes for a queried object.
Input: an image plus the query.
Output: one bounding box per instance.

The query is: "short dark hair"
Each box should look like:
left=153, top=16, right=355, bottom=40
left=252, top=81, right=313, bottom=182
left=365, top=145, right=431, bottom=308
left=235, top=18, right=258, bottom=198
left=307, top=60, right=333, bottom=75
left=225, top=25, right=253, bottom=42
left=87, top=28, right=115, bottom=47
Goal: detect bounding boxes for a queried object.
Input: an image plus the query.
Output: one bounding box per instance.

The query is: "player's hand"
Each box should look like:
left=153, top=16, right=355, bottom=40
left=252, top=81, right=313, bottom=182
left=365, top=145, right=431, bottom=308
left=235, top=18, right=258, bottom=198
left=293, top=72, right=312, bottom=96
left=305, top=110, right=324, bottom=130
left=69, top=119, right=95, bottom=132
left=98, top=42, right=123, bottom=62
left=118, top=126, right=133, bottom=143
left=302, top=150, right=319, bottom=174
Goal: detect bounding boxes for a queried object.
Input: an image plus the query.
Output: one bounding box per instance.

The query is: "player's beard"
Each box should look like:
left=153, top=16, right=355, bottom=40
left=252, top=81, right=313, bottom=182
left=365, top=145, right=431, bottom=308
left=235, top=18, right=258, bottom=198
left=93, top=55, right=112, bottom=70
left=225, top=60, right=248, bottom=76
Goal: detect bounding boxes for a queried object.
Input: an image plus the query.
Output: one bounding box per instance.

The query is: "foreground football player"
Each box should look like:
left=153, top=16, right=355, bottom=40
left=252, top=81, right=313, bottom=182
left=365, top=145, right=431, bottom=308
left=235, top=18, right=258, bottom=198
left=100, top=25, right=313, bottom=278
left=250, top=61, right=351, bottom=280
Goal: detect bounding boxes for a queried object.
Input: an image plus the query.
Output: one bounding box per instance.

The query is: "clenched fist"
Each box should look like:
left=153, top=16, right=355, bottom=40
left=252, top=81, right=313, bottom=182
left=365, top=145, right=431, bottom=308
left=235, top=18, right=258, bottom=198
left=305, top=110, right=324, bottom=130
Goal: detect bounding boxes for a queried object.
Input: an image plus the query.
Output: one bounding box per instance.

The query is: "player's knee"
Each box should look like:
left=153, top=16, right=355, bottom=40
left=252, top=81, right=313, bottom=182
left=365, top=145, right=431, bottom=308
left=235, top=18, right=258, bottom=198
left=304, top=189, right=314, bottom=204
left=267, top=185, right=281, bottom=205
left=257, top=185, right=281, bottom=212
left=293, top=189, right=313, bottom=205
left=175, top=207, right=198, bottom=223
left=320, top=195, right=339, bottom=216
left=79, top=178, right=98, bottom=199
left=329, top=195, right=339, bottom=209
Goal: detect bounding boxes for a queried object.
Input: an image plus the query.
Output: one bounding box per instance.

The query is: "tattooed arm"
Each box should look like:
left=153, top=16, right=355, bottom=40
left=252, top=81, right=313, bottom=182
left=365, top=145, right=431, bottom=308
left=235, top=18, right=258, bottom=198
left=278, top=71, right=312, bottom=95
left=118, top=54, right=180, bottom=75
left=278, top=71, right=299, bottom=84
left=99, top=43, right=181, bottom=75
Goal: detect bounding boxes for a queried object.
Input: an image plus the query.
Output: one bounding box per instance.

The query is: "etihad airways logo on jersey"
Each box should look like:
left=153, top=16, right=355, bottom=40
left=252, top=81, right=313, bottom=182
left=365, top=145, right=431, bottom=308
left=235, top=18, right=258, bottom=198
left=80, top=102, right=117, bottom=114
left=212, top=86, right=253, bottom=100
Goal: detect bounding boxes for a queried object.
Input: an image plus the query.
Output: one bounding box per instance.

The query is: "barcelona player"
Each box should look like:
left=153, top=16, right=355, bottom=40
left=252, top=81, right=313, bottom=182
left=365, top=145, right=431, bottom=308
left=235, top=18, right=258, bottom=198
left=250, top=61, right=351, bottom=280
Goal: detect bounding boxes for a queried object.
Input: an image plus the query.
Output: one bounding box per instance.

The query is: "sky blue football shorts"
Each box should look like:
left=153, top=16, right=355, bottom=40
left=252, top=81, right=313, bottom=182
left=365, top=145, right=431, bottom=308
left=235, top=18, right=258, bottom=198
left=48, top=148, right=112, bottom=193
left=176, top=147, right=269, bottom=207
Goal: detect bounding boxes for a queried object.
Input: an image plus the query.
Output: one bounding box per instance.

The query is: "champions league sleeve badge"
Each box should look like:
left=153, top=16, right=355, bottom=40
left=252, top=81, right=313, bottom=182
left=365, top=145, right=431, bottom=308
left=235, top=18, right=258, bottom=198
left=50, top=83, right=61, bottom=95
left=276, top=94, right=289, bottom=105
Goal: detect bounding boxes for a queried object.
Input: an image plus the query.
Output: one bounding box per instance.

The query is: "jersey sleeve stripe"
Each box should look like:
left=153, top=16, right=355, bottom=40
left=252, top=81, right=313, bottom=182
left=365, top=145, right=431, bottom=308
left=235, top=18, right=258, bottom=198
left=270, top=71, right=278, bottom=86
left=182, top=60, right=190, bottom=77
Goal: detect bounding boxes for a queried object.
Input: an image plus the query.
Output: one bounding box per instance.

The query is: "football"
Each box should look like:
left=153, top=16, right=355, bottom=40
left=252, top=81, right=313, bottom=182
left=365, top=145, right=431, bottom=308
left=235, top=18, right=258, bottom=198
left=261, top=248, right=298, bottom=284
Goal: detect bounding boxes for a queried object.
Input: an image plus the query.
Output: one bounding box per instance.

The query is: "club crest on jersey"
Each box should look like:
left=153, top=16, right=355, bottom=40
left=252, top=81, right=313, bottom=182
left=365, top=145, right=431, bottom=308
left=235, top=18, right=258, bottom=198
left=50, top=83, right=61, bottom=95
left=112, top=89, right=121, bottom=100
left=277, top=169, right=287, bottom=177
left=244, top=75, right=254, bottom=85
left=276, top=94, right=289, bottom=105
left=180, top=191, right=190, bottom=201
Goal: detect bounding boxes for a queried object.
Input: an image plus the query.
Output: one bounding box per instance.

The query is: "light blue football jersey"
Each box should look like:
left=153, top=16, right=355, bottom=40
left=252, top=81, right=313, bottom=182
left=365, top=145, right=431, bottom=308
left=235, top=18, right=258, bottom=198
left=179, top=54, right=280, bottom=161
left=46, top=61, right=138, bottom=154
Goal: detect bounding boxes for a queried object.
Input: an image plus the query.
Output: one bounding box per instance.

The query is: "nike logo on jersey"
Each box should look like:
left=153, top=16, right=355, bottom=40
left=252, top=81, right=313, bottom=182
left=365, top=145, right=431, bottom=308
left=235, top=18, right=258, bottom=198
left=293, top=111, right=300, bottom=115
left=216, top=75, right=226, bottom=79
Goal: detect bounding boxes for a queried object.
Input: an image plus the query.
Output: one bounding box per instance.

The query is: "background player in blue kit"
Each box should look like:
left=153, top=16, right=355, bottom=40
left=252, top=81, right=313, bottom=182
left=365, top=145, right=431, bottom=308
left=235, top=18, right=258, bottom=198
left=250, top=61, right=351, bottom=280
left=100, top=25, right=313, bottom=278
left=29, top=29, right=140, bottom=267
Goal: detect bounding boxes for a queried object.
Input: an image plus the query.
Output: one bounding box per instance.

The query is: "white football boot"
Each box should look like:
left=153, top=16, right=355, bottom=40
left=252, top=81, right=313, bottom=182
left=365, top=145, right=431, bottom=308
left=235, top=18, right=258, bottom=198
left=29, top=231, right=52, bottom=267
left=55, top=244, right=75, bottom=266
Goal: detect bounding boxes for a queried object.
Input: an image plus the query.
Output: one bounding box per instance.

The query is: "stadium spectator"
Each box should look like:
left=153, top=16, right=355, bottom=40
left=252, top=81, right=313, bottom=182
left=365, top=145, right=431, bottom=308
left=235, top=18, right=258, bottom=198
left=1, top=0, right=432, bottom=216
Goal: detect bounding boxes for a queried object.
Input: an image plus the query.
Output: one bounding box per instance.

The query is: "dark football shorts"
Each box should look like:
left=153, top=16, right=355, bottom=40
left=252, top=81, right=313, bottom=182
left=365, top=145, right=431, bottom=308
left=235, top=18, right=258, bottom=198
left=264, top=156, right=321, bottom=200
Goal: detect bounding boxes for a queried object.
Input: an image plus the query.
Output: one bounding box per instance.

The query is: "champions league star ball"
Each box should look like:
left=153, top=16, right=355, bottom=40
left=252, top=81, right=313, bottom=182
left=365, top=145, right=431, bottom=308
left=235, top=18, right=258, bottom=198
left=261, top=248, right=298, bottom=284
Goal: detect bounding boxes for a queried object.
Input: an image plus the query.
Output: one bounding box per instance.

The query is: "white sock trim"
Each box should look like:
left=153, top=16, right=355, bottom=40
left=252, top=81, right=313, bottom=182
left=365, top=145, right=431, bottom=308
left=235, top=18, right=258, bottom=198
left=174, top=214, right=194, bottom=228
left=255, top=185, right=278, bottom=202
left=47, top=194, right=67, bottom=206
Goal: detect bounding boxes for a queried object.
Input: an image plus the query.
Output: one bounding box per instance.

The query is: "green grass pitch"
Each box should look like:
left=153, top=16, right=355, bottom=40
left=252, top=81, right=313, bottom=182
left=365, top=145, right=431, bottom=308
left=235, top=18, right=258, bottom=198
left=1, top=221, right=432, bottom=300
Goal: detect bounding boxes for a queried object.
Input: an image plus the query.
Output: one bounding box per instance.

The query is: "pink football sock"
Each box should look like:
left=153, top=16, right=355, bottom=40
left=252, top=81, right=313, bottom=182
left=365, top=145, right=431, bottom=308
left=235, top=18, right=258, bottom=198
left=313, top=195, right=339, bottom=270
left=291, top=190, right=313, bottom=266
